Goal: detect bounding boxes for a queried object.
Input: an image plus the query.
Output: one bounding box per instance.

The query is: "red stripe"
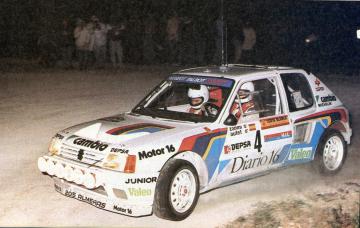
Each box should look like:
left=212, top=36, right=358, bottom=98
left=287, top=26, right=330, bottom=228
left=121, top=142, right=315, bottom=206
left=106, top=123, right=172, bottom=135
left=264, top=131, right=292, bottom=140
left=295, top=108, right=347, bottom=123
left=178, top=128, right=227, bottom=152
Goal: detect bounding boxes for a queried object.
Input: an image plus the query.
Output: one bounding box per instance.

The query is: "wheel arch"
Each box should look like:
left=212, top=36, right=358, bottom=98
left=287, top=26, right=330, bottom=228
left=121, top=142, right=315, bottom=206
left=314, top=123, right=347, bottom=158
left=328, top=120, right=350, bottom=144
left=159, top=151, right=209, bottom=189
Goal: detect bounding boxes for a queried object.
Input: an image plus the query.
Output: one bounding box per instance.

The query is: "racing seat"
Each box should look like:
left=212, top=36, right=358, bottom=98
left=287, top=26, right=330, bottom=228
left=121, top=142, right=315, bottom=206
left=208, top=87, right=223, bottom=108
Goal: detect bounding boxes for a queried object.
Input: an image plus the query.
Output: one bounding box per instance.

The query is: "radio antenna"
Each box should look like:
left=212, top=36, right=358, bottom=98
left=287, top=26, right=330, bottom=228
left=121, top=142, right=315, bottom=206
left=221, top=0, right=225, bottom=66
left=225, top=22, right=228, bottom=66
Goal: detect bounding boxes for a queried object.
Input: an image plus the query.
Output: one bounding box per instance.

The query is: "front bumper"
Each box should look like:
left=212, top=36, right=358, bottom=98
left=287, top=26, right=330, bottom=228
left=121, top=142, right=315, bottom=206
left=38, top=155, right=158, bottom=217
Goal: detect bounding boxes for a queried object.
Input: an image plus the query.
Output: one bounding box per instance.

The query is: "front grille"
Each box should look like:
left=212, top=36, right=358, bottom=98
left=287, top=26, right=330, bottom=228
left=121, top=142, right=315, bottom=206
left=60, top=144, right=105, bottom=165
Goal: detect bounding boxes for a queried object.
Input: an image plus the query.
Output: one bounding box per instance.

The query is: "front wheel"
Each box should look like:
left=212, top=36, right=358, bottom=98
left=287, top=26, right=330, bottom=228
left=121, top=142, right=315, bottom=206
left=315, top=130, right=347, bottom=175
left=153, top=159, right=199, bottom=221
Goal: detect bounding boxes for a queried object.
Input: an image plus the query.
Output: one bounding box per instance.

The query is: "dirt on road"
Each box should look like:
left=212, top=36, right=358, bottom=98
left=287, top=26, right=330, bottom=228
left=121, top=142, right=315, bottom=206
left=222, top=181, right=359, bottom=228
left=0, top=62, right=359, bottom=227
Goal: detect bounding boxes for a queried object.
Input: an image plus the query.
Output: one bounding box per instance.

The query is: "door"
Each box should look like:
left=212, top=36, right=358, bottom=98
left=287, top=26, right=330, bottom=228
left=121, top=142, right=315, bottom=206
left=217, top=76, right=293, bottom=183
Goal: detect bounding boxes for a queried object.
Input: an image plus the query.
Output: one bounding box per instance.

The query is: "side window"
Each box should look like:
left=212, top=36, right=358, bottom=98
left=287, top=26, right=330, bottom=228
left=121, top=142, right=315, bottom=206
left=280, top=73, right=314, bottom=112
left=229, top=78, right=282, bottom=120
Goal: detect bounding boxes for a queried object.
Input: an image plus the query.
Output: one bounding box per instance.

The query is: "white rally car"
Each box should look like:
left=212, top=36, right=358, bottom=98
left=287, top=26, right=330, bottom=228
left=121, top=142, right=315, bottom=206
left=38, top=64, right=352, bottom=220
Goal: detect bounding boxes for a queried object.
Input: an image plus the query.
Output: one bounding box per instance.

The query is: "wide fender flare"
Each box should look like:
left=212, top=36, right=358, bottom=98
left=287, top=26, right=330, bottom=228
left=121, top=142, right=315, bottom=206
left=159, top=151, right=209, bottom=188
left=328, top=120, right=351, bottom=143
left=314, top=120, right=348, bottom=156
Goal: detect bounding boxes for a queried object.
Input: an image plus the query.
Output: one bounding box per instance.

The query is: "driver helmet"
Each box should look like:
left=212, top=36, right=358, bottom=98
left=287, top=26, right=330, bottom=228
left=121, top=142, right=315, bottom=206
left=188, top=85, right=209, bottom=109
left=238, top=81, right=254, bottom=103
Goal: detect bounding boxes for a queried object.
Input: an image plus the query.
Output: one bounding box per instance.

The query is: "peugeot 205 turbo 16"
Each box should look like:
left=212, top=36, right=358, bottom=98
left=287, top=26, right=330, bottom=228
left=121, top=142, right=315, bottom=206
left=38, top=64, right=352, bottom=220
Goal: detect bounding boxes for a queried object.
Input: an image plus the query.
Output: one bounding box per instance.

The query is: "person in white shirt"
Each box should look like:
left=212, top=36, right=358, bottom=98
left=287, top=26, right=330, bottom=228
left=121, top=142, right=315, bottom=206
left=90, top=16, right=111, bottom=69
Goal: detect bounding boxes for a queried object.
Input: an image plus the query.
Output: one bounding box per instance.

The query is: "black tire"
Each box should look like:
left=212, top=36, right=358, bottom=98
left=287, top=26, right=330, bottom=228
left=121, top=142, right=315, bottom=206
left=153, top=159, right=200, bottom=221
left=314, top=129, right=347, bottom=175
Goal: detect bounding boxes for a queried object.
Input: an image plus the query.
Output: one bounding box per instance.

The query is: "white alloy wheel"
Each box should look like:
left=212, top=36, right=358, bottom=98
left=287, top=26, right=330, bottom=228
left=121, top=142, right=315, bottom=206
left=322, top=135, right=344, bottom=171
left=170, top=168, right=197, bottom=213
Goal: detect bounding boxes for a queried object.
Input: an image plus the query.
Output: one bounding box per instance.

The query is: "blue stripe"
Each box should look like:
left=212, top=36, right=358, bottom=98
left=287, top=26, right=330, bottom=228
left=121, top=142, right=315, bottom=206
left=124, top=127, right=165, bottom=135
left=265, top=135, right=292, bottom=142
left=204, top=137, right=226, bottom=181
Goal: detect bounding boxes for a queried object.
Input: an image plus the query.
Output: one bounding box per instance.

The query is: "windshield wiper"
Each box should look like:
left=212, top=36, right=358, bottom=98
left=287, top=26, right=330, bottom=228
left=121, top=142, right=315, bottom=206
left=136, top=106, right=158, bottom=119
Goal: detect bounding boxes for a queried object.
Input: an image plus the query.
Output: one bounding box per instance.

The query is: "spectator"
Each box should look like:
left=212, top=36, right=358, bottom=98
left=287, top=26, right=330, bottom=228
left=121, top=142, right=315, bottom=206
left=241, top=21, right=256, bottom=63
left=58, top=18, right=74, bottom=69
left=109, top=19, right=125, bottom=68
left=91, top=16, right=111, bottom=69
left=74, top=19, right=91, bottom=70
left=166, top=11, right=180, bottom=65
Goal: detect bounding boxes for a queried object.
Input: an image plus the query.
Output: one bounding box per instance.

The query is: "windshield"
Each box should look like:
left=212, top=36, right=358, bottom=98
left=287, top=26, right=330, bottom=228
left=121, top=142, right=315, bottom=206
left=132, top=75, right=234, bottom=123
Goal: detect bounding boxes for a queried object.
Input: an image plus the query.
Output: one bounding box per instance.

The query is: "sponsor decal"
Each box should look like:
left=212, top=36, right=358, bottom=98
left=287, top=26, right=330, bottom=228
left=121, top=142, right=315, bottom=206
left=113, top=205, right=132, bottom=214
left=249, top=123, right=256, bottom=131
left=231, top=150, right=280, bottom=173
left=77, top=149, right=84, bottom=160
left=169, top=75, right=234, bottom=88
left=110, top=148, right=129, bottom=154
left=65, top=190, right=106, bottom=209
left=264, top=131, right=292, bottom=142
left=289, top=147, right=312, bottom=160
left=224, top=141, right=251, bottom=154
left=229, top=124, right=250, bottom=137
left=73, top=137, right=108, bottom=151
left=106, top=123, right=173, bottom=136
left=224, top=145, right=231, bottom=154
left=128, top=188, right=151, bottom=197
left=321, top=95, right=336, bottom=102
left=125, top=177, right=157, bottom=184
left=260, top=116, right=289, bottom=130
left=314, top=78, right=324, bottom=91
left=317, top=95, right=336, bottom=107
left=138, top=144, right=175, bottom=160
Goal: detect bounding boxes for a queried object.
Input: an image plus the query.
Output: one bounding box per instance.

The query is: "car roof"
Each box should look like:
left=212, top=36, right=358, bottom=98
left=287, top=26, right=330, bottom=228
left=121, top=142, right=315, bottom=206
left=175, top=64, right=298, bottom=80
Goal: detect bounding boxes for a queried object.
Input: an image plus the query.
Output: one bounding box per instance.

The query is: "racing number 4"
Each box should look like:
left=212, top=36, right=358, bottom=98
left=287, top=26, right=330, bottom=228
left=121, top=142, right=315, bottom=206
left=254, top=130, right=262, bottom=152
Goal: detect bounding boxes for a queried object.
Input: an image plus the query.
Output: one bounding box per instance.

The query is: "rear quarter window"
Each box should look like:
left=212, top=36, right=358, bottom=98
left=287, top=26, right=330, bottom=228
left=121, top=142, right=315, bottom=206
left=280, top=73, right=314, bottom=112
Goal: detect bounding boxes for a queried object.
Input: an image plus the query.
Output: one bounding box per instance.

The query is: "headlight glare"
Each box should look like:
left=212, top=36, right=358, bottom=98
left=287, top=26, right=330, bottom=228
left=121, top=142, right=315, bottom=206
left=49, top=137, right=62, bottom=155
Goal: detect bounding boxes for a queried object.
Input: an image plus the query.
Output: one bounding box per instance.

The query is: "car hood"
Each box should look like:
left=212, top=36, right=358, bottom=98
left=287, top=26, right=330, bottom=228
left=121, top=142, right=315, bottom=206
left=60, top=113, right=199, bottom=146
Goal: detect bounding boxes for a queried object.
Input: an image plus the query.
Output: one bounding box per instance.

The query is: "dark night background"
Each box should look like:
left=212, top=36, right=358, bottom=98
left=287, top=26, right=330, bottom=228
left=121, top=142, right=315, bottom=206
left=1, top=0, right=360, bottom=73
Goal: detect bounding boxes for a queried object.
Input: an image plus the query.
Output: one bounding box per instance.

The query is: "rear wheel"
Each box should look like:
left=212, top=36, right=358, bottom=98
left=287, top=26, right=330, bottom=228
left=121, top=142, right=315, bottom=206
left=153, top=159, right=199, bottom=221
left=315, top=130, right=347, bottom=175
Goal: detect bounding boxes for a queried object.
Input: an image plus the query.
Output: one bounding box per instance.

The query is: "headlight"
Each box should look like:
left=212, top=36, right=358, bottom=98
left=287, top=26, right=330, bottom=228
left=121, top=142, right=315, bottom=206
left=102, top=153, right=136, bottom=173
left=102, top=153, right=120, bottom=169
left=48, top=137, right=62, bottom=155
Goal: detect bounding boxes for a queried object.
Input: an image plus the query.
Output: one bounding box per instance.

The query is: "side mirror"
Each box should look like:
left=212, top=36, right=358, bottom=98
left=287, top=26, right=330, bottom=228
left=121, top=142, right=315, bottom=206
left=224, top=114, right=237, bottom=126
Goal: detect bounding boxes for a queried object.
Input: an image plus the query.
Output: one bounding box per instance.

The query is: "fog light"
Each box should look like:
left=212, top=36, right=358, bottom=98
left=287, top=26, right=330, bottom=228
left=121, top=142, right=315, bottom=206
left=47, top=159, right=56, bottom=176
left=64, top=166, right=75, bottom=182
left=74, top=169, right=84, bottom=185
left=38, top=157, right=48, bottom=173
left=55, top=163, right=65, bottom=178
left=83, top=172, right=96, bottom=189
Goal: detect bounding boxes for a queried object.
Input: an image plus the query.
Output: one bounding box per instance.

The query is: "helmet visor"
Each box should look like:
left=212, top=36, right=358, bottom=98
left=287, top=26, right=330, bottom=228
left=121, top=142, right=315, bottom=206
left=238, top=89, right=250, bottom=99
left=189, top=97, right=204, bottom=107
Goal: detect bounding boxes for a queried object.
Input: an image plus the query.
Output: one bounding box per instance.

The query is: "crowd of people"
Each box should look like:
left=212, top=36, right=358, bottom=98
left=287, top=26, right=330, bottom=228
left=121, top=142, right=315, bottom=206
left=37, top=13, right=257, bottom=70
